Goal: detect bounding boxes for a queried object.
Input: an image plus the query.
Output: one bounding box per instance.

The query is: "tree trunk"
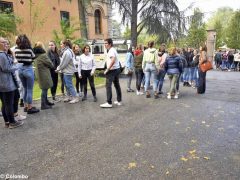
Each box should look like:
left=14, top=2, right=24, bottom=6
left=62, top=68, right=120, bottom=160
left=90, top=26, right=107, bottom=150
left=78, top=0, right=88, bottom=39
left=131, top=0, right=138, bottom=48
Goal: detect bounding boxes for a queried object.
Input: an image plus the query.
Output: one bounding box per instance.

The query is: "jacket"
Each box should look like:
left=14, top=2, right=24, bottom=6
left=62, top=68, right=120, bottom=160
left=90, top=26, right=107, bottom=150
left=134, top=52, right=143, bottom=70
left=125, top=52, right=134, bottom=69
left=57, top=47, right=76, bottom=75
left=164, top=55, right=183, bottom=75
left=34, top=48, right=54, bottom=89
left=142, top=48, right=158, bottom=69
left=0, top=51, right=18, bottom=92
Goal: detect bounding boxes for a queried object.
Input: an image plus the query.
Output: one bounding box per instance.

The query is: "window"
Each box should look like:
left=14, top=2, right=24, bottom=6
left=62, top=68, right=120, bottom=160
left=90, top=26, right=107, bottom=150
left=94, top=9, right=102, bottom=34
left=60, top=11, right=70, bottom=26
left=0, top=1, right=13, bottom=13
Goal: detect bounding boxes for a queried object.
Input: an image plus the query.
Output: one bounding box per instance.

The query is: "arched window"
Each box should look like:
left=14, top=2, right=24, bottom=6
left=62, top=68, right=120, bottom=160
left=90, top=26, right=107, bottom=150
left=94, top=9, right=101, bottom=34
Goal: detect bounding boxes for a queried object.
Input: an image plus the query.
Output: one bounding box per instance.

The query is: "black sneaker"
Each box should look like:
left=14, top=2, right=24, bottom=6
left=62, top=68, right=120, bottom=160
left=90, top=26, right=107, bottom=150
left=5, top=122, right=9, bottom=128
left=47, top=101, right=55, bottom=106
left=93, top=96, right=97, bottom=102
left=24, top=107, right=28, bottom=112
left=9, top=121, right=24, bottom=129
left=82, top=96, right=87, bottom=101
left=27, top=107, right=40, bottom=114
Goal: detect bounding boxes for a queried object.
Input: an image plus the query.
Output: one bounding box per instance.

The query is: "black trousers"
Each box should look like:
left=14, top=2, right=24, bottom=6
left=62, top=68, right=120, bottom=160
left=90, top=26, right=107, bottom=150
left=74, top=72, right=83, bottom=93
left=0, top=90, right=16, bottom=123
left=197, top=68, right=206, bottom=94
left=135, top=69, right=144, bottom=91
left=13, top=89, right=20, bottom=114
left=106, top=68, right=122, bottom=104
left=50, top=70, right=58, bottom=97
left=81, top=70, right=96, bottom=97
left=60, top=73, right=65, bottom=94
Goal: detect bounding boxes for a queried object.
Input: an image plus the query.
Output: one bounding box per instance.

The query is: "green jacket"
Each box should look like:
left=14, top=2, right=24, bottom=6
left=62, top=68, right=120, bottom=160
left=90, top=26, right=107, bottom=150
left=35, top=53, right=54, bottom=90
left=134, top=53, right=143, bottom=70
left=142, top=48, right=159, bottom=69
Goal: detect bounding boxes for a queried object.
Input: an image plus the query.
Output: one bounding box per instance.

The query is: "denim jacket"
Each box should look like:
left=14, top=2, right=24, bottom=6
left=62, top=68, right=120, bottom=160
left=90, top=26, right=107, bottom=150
left=125, top=52, right=134, bottom=70
left=0, top=51, right=18, bottom=92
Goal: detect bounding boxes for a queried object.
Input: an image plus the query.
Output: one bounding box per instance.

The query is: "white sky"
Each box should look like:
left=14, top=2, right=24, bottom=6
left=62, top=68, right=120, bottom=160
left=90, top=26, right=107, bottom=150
left=178, top=0, right=240, bottom=20
left=112, top=0, right=240, bottom=23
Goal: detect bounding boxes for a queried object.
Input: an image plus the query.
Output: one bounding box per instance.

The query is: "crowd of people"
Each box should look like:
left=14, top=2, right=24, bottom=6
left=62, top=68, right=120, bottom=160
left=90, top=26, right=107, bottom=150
left=0, top=34, right=210, bottom=129
left=214, top=49, right=240, bottom=71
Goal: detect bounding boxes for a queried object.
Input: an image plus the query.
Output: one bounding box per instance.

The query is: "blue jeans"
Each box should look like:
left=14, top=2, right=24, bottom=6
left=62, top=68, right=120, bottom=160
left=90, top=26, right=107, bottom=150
left=144, top=63, right=157, bottom=92
left=63, top=74, right=77, bottom=97
left=182, top=67, right=190, bottom=82
left=18, top=65, right=34, bottom=104
left=155, top=69, right=166, bottom=92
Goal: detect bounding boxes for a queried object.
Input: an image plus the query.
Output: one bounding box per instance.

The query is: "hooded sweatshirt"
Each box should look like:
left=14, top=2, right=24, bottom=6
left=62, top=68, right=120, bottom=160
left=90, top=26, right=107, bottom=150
left=142, top=48, right=158, bottom=69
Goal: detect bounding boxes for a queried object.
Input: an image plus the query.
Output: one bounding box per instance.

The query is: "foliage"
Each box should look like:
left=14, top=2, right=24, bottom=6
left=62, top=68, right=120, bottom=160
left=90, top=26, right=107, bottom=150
left=112, top=0, right=183, bottom=47
left=186, top=8, right=206, bottom=48
left=226, top=10, right=240, bottom=49
left=122, top=26, right=131, bottom=39
left=207, top=7, right=234, bottom=47
left=112, top=20, right=122, bottom=39
left=53, top=19, right=85, bottom=45
left=0, top=12, right=21, bottom=38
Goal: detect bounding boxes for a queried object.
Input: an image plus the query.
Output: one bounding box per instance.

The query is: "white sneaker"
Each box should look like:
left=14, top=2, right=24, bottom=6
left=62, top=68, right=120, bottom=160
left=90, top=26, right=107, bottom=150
left=174, top=94, right=178, bottom=99
left=15, top=114, right=26, bottom=121
left=138, top=92, right=144, bottom=95
left=114, top=101, right=122, bottom=106
left=167, top=95, right=172, bottom=99
left=136, top=90, right=140, bottom=95
left=100, top=102, right=113, bottom=108
left=69, top=97, right=79, bottom=104
left=63, top=96, right=71, bottom=102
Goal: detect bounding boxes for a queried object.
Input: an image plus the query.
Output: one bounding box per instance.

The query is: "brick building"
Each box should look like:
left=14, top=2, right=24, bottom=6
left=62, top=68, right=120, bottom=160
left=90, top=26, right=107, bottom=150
left=0, top=0, right=112, bottom=43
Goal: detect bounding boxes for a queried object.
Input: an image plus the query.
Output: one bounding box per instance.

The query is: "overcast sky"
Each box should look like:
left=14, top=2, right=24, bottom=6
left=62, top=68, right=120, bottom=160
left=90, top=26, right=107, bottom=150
left=112, top=0, right=240, bottom=22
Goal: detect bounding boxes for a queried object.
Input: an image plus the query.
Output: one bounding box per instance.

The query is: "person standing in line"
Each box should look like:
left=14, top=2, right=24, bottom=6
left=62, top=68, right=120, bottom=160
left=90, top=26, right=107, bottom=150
left=190, top=49, right=200, bottom=88
left=0, top=37, right=24, bottom=128
left=73, top=44, right=84, bottom=97
left=100, top=38, right=122, bottom=108
left=197, top=44, right=208, bottom=94
left=125, top=47, right=134, bottom=92
left=11, top=36, right=24, bottom=107
left=142, top=41, right=158, bottom=99
left=78, top=45, right=97, bottom=102
left=6, top=39, right=26, bottom=121
left=47, top=41, right=60, bottom=101
left=15, top=34, right=40, bottom=114
left=134, top=44, right=144, bottom=95
left=34, top=42, right=54, bottom=110
left=56, top=39, right=79, bottom=104
left=164, top=47, right=183, bottom=99
left=155, top=43, right=168, bottom=96
left=176, top=48, right=186, bottom=95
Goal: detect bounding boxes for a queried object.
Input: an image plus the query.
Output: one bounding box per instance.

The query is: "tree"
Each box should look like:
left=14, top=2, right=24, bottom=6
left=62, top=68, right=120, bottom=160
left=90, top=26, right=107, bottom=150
left=0, top=12, right=20, bottom=38
left=186, top=8, right=206, bottom=48
left=112, top=20, right=122, bottom=39
left=207, top=7, right=234, bottom=46
left=112, top=0, right=182, bottom=47
left=214, top=19, right=224, bottom=49
left=226, top=10, right=240, bottom=49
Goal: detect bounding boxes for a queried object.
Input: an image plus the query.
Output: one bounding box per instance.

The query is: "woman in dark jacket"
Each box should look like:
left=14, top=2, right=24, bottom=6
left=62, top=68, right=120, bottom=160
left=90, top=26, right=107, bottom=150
left=165, top=47, right=183, bottom=99
left=34, top=42, right=54, bottom=110
left=0, top=37, right=23, bottom=128
left=47, top=41, right=60, bottom=100
left=197, top=45, right=207, bottom=94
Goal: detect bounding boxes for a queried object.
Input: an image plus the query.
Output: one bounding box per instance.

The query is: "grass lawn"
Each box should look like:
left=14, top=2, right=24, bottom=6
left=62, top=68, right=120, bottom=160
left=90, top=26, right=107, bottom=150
left=33, top=76, right=105, bottom=100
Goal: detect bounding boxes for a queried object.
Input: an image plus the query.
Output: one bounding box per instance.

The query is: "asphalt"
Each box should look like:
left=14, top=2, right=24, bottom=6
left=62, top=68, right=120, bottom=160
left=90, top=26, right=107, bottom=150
left=0, top=70, right=239, bottom=180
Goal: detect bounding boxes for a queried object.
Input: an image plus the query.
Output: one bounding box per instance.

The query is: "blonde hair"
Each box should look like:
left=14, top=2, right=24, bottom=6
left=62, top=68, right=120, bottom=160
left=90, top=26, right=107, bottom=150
left=168, top=47, right=177, bottom=56
left=34, top=41, right=45, bottom=50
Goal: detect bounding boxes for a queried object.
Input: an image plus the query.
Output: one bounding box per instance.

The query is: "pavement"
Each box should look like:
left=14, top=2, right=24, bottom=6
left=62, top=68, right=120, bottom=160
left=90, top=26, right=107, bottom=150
left=0, top=70, right=239, bottom=180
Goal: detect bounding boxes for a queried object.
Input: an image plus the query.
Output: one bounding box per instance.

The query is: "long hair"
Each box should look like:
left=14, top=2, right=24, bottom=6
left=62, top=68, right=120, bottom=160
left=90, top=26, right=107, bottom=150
left=61, top=39, right=72, bottom=49
left=82, top=45, right=91, bottom=53
left=16, top=34, right=32, bottom=49
left=49, top=40, right=58, bottom=53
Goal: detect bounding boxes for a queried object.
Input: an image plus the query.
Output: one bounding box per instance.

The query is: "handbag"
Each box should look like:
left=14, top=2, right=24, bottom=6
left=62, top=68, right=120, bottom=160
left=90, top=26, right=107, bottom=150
left=199, top=60, right=213, bottom=72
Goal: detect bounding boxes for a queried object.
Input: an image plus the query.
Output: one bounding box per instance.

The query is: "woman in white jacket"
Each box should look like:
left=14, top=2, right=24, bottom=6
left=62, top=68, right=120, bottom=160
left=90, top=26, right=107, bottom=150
left=78, top=45, right=97, bottom=102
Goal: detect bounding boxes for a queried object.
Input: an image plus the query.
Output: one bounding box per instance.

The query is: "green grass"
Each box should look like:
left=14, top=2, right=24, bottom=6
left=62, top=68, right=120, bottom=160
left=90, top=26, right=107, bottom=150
left=33, top=76, right=105, bottom=100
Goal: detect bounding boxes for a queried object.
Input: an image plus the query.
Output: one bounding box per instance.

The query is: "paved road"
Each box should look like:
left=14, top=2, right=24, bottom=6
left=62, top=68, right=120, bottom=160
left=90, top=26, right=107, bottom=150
left=0, top=70, right=239, bottom=180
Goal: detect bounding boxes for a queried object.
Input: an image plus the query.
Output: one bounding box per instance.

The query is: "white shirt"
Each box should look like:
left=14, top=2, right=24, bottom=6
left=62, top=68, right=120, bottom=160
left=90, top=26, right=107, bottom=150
left=107, top=47, right=120, bottom=70
left=78, top=53, right=96, bottom=76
